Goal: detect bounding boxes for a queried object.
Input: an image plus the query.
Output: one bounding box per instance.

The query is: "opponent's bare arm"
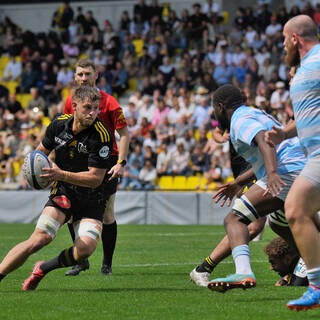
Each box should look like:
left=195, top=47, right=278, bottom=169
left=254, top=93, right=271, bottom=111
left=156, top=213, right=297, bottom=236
left=108, top=126, right=130, bottom=180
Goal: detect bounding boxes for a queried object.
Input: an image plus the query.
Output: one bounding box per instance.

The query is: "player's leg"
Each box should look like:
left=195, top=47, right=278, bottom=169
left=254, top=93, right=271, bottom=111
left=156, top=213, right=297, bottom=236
left=208, top=183, right=283, bottom=292
left=285, top=172, right=320, bottom=310
left=23, top=218, right=102, bottom=291
left=190, top=217, right=266, bottom=287
left=101, top=193, right=117, bottom=275
left=0, top=206, right=63, bottom=283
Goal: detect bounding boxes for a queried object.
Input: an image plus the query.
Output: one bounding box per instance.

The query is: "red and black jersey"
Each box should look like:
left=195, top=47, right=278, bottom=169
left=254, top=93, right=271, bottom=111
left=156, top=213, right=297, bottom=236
left=64, top=90, right=127, bottom=156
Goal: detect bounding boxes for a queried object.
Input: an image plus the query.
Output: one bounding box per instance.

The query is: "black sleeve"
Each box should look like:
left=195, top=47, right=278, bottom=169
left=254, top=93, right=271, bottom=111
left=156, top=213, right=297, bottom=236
left=87, top=123, right=113, bottom=169
left=41, top=120, right=56, bottom=151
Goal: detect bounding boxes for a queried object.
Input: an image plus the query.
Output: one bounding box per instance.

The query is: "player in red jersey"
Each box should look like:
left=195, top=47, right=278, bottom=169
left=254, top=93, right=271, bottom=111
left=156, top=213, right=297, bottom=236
left=64, top=58, right=129, bottom=276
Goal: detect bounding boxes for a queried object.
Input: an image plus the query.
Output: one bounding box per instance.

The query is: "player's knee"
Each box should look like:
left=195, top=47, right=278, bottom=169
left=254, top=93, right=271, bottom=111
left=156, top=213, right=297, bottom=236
left=75, top=239, right=96, bottom=259
left=248, top=218, right=266, bottom=238
left=36, top=214, right=60, bottom=239
left=284, top=202, right=299, bottom=225
left=103, top=209, right=115, bottom=224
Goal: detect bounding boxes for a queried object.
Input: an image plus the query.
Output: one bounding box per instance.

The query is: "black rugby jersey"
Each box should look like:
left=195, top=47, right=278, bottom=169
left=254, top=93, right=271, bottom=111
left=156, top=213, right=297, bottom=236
left=42, top=114, right=113, bottom=194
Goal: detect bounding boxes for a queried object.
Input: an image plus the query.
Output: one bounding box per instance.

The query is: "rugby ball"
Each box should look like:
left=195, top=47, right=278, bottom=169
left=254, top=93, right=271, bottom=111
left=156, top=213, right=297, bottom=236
left=23, top=150, right=52, bottom=190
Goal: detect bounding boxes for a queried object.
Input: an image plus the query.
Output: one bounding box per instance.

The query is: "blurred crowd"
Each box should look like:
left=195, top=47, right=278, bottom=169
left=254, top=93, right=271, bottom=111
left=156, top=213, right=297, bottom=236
left=0, top=0, right=319, bottom=190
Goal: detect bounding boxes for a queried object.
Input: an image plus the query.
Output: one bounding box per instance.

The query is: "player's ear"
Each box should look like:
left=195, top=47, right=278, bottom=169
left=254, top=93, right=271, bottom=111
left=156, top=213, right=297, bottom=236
left=94, top=71, right=98, bottom=81
left=72, top=101, right=77, bottom=111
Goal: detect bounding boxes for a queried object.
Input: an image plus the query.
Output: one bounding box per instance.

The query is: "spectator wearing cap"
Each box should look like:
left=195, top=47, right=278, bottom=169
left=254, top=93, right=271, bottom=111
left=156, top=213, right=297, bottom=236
left=270, top=81, right=289, bottom=110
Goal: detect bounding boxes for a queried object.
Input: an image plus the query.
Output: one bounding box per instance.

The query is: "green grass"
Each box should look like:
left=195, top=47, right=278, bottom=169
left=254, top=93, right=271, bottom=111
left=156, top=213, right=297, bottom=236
left=0, top=224, right=318, bottom=319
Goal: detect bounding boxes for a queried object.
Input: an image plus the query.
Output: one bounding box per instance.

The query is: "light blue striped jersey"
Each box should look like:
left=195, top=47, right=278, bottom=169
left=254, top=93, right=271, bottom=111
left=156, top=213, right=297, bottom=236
left=230, top=106, right=306, bottom=179
left=290, top=43, right=320, bottom=159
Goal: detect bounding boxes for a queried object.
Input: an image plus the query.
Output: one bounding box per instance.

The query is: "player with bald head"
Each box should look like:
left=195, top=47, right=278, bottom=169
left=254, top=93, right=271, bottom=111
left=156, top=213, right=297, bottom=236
left=266, top=15, right=320, bottom=311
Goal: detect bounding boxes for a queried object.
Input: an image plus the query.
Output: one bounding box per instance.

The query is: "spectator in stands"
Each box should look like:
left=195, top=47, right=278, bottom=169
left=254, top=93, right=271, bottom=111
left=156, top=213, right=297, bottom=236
left=112, top=61, right=128, bottom=97
left=51, top=0, right=74, bottom=33
left=203, top=155, right=223, bottom=188
left=265, top=15, right=282, bottom=37
left=191, top=144, right=210, bottom=175
left=82, top=10, right=99, bottom=36
left=128, top=143, right=144, bottom=170
left=2, top=54, right=22, bottom=82
left=156, top=142, right=172, bottom=176
left=26, top=87, right=47, bottom=116
left=120, top=158, right=142, bottom=190
left=258, top=57, right=276, bottom=82
left=56, top=61, right=73, bottom=87
left=118, top=10, right=131, bottom=35
left=191, top=96, right=211, bottom=129
left=139, top=159, right=157, bottom=190
left=138, top=46, right=153, bottom=77
left=171, top=142, right=190, bottom=176
left=213, top=60, right=234, bottom=86
left=270, top=81, right=289, bottom=111
left=18, top=61, right=38, bottom=94
left=3, top=113, right=19, bottom=133
left=130, top=12, right=150, bottom=37
left=138, top=95, right=155, bottom=123
left=187, top=3, right=208, bottom=46
left=97, top=76, right=112, bottom=95
left=151, top=98, right=170, bottom=127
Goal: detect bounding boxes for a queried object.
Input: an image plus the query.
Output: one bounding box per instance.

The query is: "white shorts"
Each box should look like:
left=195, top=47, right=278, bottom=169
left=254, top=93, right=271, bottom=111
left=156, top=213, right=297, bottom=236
left=255, top=171, right=300, bottom=202
left=301, top=155, right=320, bottom=188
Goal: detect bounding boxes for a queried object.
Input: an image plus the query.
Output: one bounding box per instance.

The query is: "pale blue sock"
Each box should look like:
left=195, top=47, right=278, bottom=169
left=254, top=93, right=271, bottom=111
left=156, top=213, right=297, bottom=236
left=232, top=244, right=253, bottom=275
left=307, top=267, right=320, bottom=288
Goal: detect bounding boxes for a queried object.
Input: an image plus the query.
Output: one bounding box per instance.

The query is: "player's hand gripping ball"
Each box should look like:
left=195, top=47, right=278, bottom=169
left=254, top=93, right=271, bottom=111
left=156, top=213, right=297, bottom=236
left=23, top=150, right=52, bottom=189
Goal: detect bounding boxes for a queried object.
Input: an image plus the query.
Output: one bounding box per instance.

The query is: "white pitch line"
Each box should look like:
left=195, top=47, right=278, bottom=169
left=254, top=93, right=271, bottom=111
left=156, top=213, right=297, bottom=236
left=120, top=232, right=225, bottom=237
left=118, top=260, right=266, bottom=268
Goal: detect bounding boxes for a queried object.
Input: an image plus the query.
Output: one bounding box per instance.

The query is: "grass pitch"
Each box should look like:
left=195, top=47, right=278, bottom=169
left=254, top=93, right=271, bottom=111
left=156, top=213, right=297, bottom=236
left=0, top=224, right=318, bottom=320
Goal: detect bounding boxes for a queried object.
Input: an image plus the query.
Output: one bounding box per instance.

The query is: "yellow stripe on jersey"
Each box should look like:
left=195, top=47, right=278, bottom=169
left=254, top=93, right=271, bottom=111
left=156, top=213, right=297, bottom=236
left=57, top=114, right=72, bottom=120
left=97, top=121, right=110, bottom=142
left=94, top=122, right=110, bottom=142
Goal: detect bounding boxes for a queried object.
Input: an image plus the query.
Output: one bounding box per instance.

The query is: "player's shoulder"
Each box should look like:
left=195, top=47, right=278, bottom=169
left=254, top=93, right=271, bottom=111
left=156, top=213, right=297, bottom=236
left=99, top=90, right=121, bottom=108
left=91, top=118, right=112, bottom=143
left=51, top=113, right=73, bottom=126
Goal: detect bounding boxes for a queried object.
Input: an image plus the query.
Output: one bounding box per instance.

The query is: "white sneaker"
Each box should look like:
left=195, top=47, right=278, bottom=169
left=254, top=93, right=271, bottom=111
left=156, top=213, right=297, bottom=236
left=190, top=268, right=210, bottom=287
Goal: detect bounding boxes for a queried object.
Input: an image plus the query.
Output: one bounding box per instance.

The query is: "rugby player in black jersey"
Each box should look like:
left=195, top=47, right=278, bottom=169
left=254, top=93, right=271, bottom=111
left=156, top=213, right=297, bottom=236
left=0, top=86, right=114, bottom=290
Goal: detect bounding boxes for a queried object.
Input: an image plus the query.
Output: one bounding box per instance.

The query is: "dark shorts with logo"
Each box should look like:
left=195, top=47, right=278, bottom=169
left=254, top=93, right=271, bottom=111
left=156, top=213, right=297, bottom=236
left=45, top=184, right=110, bottom=223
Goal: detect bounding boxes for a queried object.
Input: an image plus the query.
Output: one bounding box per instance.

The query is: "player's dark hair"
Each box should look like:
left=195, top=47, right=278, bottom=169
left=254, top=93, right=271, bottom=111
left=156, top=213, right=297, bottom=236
left=72, top=85, right=100, bottom=104
left=264, top=237, right=298, bottom=259
left=212, top=84, right=244, bottom=110
left=75, top=57, right=96, bottom=72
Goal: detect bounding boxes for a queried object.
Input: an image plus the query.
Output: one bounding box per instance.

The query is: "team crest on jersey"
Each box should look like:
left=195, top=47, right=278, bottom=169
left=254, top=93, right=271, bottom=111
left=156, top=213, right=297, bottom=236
left=78, top=142, right=88, bottom=154
left=99, top=145, right=110, bottom=158
left=68, top=140, right=77, bottom=147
